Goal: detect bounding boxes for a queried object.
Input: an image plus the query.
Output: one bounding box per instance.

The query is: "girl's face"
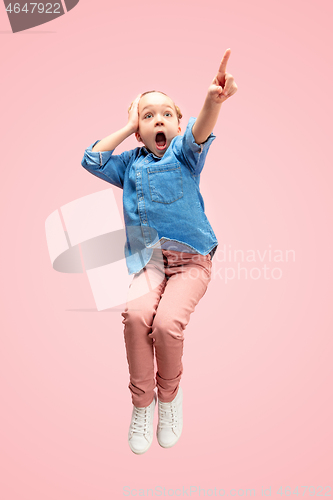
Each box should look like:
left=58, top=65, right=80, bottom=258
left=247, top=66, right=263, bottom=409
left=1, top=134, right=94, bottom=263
left=135, top=92, right=181, bottom=157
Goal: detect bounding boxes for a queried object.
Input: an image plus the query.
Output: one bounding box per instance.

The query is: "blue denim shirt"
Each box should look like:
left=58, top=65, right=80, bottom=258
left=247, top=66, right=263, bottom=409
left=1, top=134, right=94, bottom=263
left=81, top=117, right=219, bottom=275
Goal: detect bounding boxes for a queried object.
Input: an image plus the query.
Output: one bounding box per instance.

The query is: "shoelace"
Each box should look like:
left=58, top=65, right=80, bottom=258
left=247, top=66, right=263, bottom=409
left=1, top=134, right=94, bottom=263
left=130, top=406, right=151, bottom=435
left=158, top=400, right=178, bottom=429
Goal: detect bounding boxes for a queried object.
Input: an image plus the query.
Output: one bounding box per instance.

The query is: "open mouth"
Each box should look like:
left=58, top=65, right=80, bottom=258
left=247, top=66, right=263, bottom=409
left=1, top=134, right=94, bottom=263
left=155, top=132, right=167, bottom=150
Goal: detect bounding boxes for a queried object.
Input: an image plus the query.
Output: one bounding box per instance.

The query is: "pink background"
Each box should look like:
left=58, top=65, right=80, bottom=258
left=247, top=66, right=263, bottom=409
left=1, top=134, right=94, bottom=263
left=1, top=0, right=332, bottom=498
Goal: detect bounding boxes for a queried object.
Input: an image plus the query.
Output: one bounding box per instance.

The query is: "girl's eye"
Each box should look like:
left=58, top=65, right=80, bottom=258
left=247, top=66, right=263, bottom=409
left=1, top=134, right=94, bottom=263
left=144, top=113, right=152, bottom=119
left=165, top=112, right=172, bottom=117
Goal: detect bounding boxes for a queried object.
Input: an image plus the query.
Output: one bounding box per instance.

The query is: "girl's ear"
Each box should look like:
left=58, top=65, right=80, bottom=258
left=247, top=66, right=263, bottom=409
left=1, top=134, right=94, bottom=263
left=135, top=132, right=142, bottom=142
left=178, top=126, right=181, bottom=134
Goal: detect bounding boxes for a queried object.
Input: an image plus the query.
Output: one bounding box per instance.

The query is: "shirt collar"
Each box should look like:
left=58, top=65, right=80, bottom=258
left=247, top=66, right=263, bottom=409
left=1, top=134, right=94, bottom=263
left=140, top=146, right=162, bottom=160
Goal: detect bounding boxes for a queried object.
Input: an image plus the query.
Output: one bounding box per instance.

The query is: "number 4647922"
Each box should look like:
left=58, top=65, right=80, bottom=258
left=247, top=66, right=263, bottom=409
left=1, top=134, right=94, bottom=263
left=6, top=3, right=61, bottom=14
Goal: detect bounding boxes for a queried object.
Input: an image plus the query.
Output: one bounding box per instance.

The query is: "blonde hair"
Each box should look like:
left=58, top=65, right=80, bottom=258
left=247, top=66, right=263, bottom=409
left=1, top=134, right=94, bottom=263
left=128, top=90, right=182, bottom=122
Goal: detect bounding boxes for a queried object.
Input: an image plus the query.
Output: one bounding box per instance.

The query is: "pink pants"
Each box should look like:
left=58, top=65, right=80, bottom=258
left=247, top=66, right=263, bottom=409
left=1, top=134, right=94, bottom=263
left=121, top=248, right=212, bottom=408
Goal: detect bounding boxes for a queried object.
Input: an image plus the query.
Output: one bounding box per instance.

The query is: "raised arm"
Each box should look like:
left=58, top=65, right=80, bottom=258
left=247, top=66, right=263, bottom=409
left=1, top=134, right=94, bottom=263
left=92, top=94, right=141, bottom=152
left=192, top=49, right=238, bottom=145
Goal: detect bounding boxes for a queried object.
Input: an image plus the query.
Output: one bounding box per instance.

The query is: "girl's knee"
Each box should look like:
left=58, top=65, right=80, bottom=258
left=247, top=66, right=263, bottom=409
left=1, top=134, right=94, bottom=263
left=149, top=315, right=185, bottom=341
left=121, top=307, right=154, bottom=329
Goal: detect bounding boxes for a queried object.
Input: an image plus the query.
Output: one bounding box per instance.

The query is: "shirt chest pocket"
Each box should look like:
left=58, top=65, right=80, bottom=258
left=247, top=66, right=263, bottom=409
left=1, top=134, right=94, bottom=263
left=147, top=164, right=183, bottom=204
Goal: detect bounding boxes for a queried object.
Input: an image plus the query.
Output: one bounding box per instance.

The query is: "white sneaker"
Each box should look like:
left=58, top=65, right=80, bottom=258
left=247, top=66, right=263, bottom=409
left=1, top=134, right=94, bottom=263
left=157, top=386, right=183, bottom=448
left=128, top=394, right=157, bottom=455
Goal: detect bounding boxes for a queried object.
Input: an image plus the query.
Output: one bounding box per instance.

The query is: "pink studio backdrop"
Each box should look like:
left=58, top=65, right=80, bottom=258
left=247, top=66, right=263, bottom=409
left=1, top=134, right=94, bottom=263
left=1, top=0, right=332, bottom=498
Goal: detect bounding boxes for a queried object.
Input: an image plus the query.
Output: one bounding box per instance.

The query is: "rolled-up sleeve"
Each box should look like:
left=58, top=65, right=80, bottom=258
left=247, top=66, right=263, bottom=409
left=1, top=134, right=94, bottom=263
left=177, top=117, right=216, bottom=176
left=81, top=140, right=133, bottom=189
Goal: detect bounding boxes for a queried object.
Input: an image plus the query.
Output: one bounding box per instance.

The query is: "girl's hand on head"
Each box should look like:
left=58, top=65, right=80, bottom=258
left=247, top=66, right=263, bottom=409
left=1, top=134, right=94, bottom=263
left=208, top=49, right=238, bottom=104
left=127, top=94, right=142, bottom=133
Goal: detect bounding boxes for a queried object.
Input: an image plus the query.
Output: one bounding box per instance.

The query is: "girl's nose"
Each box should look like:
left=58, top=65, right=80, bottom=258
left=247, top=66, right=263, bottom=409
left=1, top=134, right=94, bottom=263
left=155, top=115, right=164, bottom=125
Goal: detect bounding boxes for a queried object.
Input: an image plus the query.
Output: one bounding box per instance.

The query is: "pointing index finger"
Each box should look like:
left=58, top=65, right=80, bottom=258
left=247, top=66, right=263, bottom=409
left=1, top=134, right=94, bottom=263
left=218, top=48, right=231, bottom=75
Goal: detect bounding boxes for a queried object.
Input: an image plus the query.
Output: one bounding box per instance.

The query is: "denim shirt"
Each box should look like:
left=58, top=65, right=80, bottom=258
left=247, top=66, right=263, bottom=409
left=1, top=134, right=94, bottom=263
left=81, top=117, right=219, bottom=275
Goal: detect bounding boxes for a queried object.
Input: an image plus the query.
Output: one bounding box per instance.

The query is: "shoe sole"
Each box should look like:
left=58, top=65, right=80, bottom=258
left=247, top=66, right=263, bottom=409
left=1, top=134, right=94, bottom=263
left=156, top=429, right=183, bottom=448
left=129, top=437, right=154, bottom=455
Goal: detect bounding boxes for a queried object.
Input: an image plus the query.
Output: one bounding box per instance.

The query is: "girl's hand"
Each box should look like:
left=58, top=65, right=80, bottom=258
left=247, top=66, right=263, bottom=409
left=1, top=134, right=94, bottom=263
left=208, top=49, right=238, bottom=104
left=127, top=94, right=142, bottom=133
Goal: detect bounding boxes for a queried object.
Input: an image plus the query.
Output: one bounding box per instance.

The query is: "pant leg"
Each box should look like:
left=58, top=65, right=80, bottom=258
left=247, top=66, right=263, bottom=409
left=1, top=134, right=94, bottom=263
left=149, top=250, right=212, bottom=403
left=121, top=249, right=167, bottom=407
